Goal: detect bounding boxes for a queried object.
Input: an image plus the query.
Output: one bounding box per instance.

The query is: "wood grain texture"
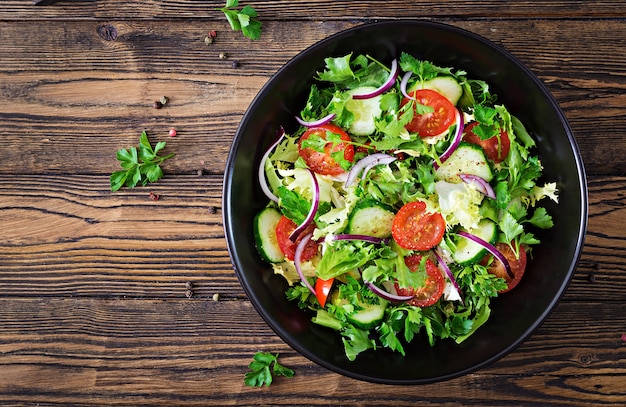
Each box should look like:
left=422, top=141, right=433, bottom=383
left=1, top=19, right=625, bottom=175
left=0, top=298, right=624, bottom=406
left=2, top=1, right=626, bottom=405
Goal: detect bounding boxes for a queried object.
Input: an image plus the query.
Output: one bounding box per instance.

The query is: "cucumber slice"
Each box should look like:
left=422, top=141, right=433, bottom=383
left=452, top=219, right=497, bottom=264
left=346, top=199, right=395, bottom=238
left=435, top=142, right=494, bottom=183
left=345, top=87, right=383, bottom=136
left=409, top=76, right=463, bottom=106
left=253, top=207, right=284, bottom=263
left=346, top=299, right=388, bottom=330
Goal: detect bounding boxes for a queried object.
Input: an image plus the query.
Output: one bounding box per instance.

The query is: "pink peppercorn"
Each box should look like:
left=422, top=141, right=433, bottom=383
left=169, top=128, right=177, bottom=137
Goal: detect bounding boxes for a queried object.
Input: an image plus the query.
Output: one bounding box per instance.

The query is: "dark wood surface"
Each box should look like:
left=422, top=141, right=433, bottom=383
left=1, top=1, right=625, bottom=405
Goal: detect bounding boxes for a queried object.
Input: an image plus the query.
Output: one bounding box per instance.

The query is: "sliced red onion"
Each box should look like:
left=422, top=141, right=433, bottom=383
left=294, top=233, right=316, bottom=295
left=351, top=59, right=399, bottom=100
left=434, top=250, right=464, bottom=304
left=365, top=280, right=414, bottom=302
left=457, top=231, right=514, bottom=279
left=434, top=108, right=464, bottom=169
left=331, top=234, right=388, bottom=245
left=400, top=71, right=414, bottom=100
left=344, top=153, right=396, bottom=187
left=289, top=168, right=320, bottom=242
left=295, top=113, right=336, bottom=128
left=258, top=127, right=286, bottom=203
left=460, top=174, right=496, bottom=199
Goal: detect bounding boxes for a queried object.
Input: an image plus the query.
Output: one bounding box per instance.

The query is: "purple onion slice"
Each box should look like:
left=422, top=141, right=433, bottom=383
left=295, top=113, right=336, bottom=128
left=257, top=127, right=286, bottom=203
left=460, top=174, right=496, bottom=199
left=294, top=233, right=316, bottom=296
left=457, top=231, right=514, bottom=279
left=344, top=153, right=396, bottom=187
left=351, top=59, right=399, bottom=100
left=434, top=108, right=464, bottom=169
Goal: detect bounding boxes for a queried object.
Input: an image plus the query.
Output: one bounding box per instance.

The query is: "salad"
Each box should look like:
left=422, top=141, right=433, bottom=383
left=253, top=52, right=558, bottom=361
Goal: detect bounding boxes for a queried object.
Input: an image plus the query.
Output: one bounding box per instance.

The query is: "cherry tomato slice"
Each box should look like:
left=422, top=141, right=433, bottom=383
left=315, top=277, right=334, bottom=307
left=463, top=122, right=511, bottom=163
left=482, top=242, right=527, bottom=293
left=275, top=216, right=318, bottom=261
left=395, top=255, right=445, bottom=307
left=401, top=89, right=456, bottom=137
left=298, top=123, right=355, bottom=176
left=392, top=201, right=446, bottom=251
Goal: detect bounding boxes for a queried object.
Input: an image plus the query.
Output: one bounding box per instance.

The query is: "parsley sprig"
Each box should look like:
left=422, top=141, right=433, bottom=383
left=220, top=0, right=262, bottom=40
left=244, top=352, right=295, bottom=387
left=110, top=131, right=175, bottom=191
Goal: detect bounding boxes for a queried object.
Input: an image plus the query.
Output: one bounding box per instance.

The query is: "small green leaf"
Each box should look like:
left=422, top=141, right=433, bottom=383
left=244, top=352, right=294, bottom=387
left=110, top=170, right=128, bottom=192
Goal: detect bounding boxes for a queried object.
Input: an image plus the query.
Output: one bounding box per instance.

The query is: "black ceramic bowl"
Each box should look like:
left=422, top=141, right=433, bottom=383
left=223, top=21, right=587, bottom=384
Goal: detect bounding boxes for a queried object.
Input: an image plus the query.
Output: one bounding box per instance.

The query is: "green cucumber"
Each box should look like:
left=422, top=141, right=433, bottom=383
left=330, top=289, right=388, bottom=330
left=346, top=299, right=388, bottom=330
left=346, top=199, right=395, bottom=238
left=435, top=142, right=493, bottom=183
left=409, top=76, right=463, bottom=106
left=253, top=207, right=284, bottom=263
left=452, top=219, right=497, bottom=264
left=345, top=87, right=383, bottom=136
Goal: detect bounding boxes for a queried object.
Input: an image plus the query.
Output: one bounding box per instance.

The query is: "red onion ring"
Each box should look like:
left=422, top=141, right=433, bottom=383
left=364, top=280, right=414, bottom=302
left=257, top=127, right=286, bottom=203
left=400, top=71, right=414, bottom=100
left=288, top=168, right=320, bottom=242
left=351, top=59, right=399, bottom=100
left=460, top=174, right=496, bottom=199
left=294, top=233, right=316, bottom=295
left=295, top=113, right=336, bottom=128
left=434, top=250, right=464, bottom=304
left=344, top=153, right=396, bottom=187
left=434, top=108, right=464, bottom=169
left=457, top=231, right=514, bottom=279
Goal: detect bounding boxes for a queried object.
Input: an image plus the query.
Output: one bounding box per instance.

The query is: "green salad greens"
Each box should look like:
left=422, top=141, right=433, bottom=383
left=253, top=52, right=558, bottom=361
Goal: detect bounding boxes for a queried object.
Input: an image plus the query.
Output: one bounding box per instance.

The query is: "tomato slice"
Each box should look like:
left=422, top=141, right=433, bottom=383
left=392, top=201, right=446, bottom=251
left=315, top=277, right=334, bottom=307
left=298, top=123, right=355, bottom=176
left=482, top=242, right=527, bottom=293
left=395, top=255, right=445, bottom=307
left=275, top=216, right=318, bottom=261
left=463, top=122, right=511, bottom=163
left=402, top=89, right=456, bottom=137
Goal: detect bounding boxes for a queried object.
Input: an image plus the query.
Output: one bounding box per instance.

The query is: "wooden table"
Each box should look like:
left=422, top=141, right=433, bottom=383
left=1, top=1, right=625, bottom=405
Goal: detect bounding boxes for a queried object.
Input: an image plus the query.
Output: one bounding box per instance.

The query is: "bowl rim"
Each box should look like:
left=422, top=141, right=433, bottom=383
left=223, top=20, right=588, bottom=384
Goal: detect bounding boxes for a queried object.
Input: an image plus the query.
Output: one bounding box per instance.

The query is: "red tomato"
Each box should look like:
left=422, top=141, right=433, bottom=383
left=298, top=123, right=355, bottom=175
left=392, top=201, right=446, bottom=251
left=401, top=89, right=456, bottom=137
left=315, top=277, right=334, bottom=307
left=463, top=122, right=511, bottom=163
left=482, top=242, right=527, bottom=293
left=395, top=254, right=445, bottom=307
left=275, top=216, right=318, bottom=261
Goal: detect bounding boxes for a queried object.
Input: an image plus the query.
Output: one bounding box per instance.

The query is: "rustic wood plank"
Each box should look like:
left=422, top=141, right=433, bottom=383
left=13, top=0, right=626, bottom=19
left=0, top=298, right=624, bottom=406
left=1, top=19, right=625, bottom=175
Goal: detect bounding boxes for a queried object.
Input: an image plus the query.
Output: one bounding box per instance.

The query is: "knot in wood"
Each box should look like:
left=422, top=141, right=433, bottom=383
left=97, top=24, right=118, bottom=41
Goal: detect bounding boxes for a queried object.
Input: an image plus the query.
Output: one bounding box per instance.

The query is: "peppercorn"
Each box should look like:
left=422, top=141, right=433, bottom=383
left=168, top=128, right=177, bottom=137
left=219, top=52, right=227, bottom=60
left=231, top=60, right=240, bottom=68
left=152, top=101, right=163, bottom=109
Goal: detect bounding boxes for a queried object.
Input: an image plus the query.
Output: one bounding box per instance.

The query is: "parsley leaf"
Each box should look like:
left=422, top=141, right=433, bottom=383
left=220, top=0, right=262, bottom=40
left=244, top=352, right=294, bottom=387
left=110, top=131, right=175, bottom=191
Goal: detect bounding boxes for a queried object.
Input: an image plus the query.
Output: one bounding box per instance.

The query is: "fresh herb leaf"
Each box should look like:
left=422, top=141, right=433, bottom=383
left=219, top=0, right=262, bottom=40
left=110, top=131, right=175, bottom=191
left=244, top=352, right=294, bottom=387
